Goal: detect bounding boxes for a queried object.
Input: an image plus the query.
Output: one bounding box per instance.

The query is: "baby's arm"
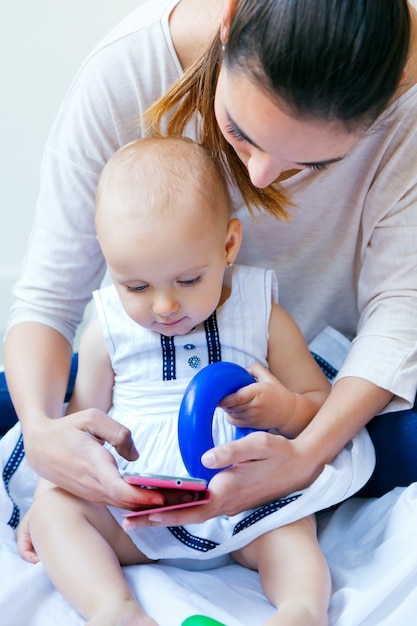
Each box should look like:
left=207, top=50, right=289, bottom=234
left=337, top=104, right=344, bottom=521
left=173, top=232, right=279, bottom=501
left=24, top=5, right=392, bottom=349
left=66, top=317, right=114, bottom=415
left=220, top=304, right=330, bottom=437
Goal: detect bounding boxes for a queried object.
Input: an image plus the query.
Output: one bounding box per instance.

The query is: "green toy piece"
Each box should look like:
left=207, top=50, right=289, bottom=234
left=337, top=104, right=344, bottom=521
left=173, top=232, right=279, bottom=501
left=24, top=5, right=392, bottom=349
left=181, top=616, right=226, bottom=626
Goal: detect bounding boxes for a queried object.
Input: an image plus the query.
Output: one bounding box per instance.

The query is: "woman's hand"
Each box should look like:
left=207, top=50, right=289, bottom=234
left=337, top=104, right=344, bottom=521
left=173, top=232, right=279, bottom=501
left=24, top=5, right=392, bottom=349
left=123, top=431, right=321, bottom=530
left=124, top=377, right=393, bottom=530
left=22, top=409, right=165, bottom=510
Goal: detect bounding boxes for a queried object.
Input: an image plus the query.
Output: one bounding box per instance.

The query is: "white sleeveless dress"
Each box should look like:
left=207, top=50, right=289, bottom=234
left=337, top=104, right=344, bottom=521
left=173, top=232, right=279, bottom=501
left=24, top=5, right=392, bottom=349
left=94, top=265, right=375, bottom=561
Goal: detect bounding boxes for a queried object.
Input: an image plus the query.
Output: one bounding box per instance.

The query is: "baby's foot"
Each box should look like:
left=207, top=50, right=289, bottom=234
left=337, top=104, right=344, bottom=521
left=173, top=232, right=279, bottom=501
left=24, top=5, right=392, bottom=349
left=87, top=599, right=158, bottom=626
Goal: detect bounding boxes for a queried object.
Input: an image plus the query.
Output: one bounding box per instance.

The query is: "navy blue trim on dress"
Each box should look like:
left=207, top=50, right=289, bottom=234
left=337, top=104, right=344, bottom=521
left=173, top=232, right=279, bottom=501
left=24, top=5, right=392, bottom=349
left=310, top=352, right=338, bottom=381
left=161, top=335, right=176, bottom=381
left=160, top=313, right=221, bottom=381
left=168, top=525, right=219, bottom=552
left=166, top=494, right=302, bottom=553
left=204, top=312, right=221, bottom=364
left=3, top=433, right=25, bottom=529
left=232, top=494, right=302, bottom=535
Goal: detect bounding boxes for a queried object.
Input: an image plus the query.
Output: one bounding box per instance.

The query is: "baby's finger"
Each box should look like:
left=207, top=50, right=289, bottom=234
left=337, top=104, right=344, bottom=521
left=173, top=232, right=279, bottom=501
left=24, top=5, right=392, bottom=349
left=218, top=383, right=256, bottom=409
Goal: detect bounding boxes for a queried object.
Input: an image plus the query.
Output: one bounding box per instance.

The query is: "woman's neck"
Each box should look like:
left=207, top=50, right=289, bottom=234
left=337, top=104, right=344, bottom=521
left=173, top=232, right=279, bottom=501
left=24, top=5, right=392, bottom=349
left=169, top=0, right=224, bottom=70
left=395, top=3, right=417, bottom=98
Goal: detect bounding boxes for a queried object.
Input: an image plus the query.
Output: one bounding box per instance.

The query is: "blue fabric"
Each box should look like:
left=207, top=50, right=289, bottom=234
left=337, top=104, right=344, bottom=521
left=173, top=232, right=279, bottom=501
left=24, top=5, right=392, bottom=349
left=0, top=372, right=19, bottom=435
left=0, top=354, right=416, bottom=498
left=3, top=433, right=25, bottom=528
left=358, top=395, right=417, bottom=498
left=0, top=354, right=78, bottom=435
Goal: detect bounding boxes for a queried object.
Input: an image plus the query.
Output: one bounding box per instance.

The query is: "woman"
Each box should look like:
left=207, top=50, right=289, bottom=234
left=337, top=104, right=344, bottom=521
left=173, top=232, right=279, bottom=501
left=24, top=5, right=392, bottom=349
left=5, top=0, right=417, bottom=528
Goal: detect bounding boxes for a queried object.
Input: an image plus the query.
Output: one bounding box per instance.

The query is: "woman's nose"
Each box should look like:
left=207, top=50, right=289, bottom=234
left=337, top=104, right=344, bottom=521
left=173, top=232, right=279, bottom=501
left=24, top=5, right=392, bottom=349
left=247, top=152, right=285, bottom=188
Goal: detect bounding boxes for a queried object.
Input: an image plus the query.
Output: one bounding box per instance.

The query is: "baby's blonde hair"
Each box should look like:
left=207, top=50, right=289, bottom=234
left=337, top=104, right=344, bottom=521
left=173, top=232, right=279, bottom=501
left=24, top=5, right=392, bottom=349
left=96, top=136, right=233, bottom=230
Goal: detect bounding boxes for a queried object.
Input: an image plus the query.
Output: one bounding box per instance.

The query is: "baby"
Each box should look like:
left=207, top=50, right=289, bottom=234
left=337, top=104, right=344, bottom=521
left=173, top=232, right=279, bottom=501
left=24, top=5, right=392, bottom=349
left=27, top=137, right=331, bottom=625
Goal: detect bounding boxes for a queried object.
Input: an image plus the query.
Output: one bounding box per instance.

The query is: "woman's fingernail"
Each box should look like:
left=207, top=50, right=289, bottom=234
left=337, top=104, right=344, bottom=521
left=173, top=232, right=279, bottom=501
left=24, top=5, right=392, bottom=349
left=201, top=450, right=216, bottom=467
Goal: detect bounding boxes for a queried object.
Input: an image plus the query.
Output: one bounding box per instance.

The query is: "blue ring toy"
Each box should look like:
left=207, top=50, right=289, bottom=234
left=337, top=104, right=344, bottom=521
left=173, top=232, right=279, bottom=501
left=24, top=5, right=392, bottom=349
left=178, top=362, right=256, bottom=482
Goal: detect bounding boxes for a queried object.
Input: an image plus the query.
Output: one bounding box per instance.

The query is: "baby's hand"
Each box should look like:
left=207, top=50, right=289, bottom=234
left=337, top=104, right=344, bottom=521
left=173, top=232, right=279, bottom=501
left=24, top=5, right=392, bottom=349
left=218, top=363, right=297, bottom=435
left=17, top=511, right=40, bottom=564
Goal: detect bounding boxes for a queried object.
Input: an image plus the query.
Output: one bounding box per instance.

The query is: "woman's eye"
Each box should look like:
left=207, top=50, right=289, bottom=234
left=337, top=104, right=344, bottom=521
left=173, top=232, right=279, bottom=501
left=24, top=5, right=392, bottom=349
left=178, top=276, right=202, bottom=287
left=306, top=163, right=328, bottom=172
left=225, top=123, right=246, bottom=143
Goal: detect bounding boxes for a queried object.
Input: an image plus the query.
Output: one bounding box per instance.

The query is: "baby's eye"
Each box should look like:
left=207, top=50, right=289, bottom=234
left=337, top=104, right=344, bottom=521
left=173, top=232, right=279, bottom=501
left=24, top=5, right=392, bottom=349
left=126, top=284, right=148, bottom=293
left=178, top=276, right=202, bottom=287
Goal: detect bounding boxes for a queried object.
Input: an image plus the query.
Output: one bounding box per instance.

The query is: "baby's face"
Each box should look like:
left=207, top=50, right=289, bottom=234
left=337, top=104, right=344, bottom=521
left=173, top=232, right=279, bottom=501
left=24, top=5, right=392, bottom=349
left=101, top=206, right=234, bottom=336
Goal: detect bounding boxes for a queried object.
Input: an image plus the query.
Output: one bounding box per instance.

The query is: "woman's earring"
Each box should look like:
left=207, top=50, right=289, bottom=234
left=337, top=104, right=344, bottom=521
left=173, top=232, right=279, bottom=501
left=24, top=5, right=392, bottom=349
left=227, top=261, right=233, bottom=268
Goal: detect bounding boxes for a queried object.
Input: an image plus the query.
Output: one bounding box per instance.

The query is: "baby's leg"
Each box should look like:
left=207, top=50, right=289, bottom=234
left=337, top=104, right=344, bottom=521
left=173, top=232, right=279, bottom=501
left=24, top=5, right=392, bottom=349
left=30, top=486, right=158, bottom=626
left=233, top=516, right=330, bottom=626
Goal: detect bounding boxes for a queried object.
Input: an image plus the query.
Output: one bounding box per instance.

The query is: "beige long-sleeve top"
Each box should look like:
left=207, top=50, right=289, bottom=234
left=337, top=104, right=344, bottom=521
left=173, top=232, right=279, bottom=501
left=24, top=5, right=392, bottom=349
left=7, top=0, right=417, bottom=411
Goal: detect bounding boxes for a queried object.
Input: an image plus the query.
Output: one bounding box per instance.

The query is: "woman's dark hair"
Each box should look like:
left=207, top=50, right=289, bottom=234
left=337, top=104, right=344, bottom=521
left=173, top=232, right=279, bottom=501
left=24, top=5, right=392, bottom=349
left=226, top=0, right=411, bottom=130
left=143, top=0, right=411, bottom=218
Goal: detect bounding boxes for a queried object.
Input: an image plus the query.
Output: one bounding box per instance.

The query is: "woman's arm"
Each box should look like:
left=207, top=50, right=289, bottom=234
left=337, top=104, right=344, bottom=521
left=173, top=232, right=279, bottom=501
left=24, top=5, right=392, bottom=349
left=5, top=322, right=72, bottom=425
left=4, top=321, right=162, bottom=509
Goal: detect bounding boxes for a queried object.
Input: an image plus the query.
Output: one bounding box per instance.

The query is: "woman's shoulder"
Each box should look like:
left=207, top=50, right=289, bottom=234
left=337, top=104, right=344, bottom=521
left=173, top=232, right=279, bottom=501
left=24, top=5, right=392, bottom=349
left=383, top=82, right=417, bottom=122
left=47, top=1, right=184, bottom=160
left=75, top=0, right=183, bottom=84
left=89, top=0, right=180, bottom=56
left=365, top=82, right=417, bottom=166
left=82, top=0, right=222, bottom=75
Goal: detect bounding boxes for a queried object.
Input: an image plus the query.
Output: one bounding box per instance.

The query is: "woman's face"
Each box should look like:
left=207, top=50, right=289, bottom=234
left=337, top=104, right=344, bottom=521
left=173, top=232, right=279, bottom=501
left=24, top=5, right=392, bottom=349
left=214, top=66, right=362, bottom=188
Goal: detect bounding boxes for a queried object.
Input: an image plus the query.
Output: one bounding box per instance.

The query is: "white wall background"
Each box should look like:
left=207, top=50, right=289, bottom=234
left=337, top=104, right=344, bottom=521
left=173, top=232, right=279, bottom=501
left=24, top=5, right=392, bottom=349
left=0, top=0, right=142, bottom=341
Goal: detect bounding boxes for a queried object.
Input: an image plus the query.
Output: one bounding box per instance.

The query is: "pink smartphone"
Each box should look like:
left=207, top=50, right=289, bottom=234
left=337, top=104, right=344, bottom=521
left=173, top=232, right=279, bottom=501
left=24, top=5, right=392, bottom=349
left=122, top=472, right=210, bottom=518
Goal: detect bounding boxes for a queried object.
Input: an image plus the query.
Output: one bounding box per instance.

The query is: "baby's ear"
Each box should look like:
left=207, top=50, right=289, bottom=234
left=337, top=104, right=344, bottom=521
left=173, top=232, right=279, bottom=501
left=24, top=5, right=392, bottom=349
left=225, top=218, right=242, bottom=265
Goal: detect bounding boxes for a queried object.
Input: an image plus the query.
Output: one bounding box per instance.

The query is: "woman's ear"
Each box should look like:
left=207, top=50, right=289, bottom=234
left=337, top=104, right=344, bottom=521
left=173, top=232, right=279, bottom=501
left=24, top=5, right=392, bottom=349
left=220, top=0, right=236, bottom=45
left=225, top=218, right=242, bottom=265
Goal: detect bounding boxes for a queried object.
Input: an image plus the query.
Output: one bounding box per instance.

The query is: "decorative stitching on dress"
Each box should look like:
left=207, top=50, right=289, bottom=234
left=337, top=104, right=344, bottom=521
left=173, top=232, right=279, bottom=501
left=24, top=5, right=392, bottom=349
left=3, top=433, right=25, bottom=529
left=232, top=494, right=302, bottom=535
left=204, top=312, right=221, bottom=364
left=310, top=352, right=338, bottom=381
left=168, top=525, right=219, bottom=552
left=161, top=334, right=176, bottom=380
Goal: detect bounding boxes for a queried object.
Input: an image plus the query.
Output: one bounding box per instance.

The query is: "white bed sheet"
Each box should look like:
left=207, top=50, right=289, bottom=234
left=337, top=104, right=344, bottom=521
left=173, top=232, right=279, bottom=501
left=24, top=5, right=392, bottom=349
left=1, top=423, right=417, bottom=625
